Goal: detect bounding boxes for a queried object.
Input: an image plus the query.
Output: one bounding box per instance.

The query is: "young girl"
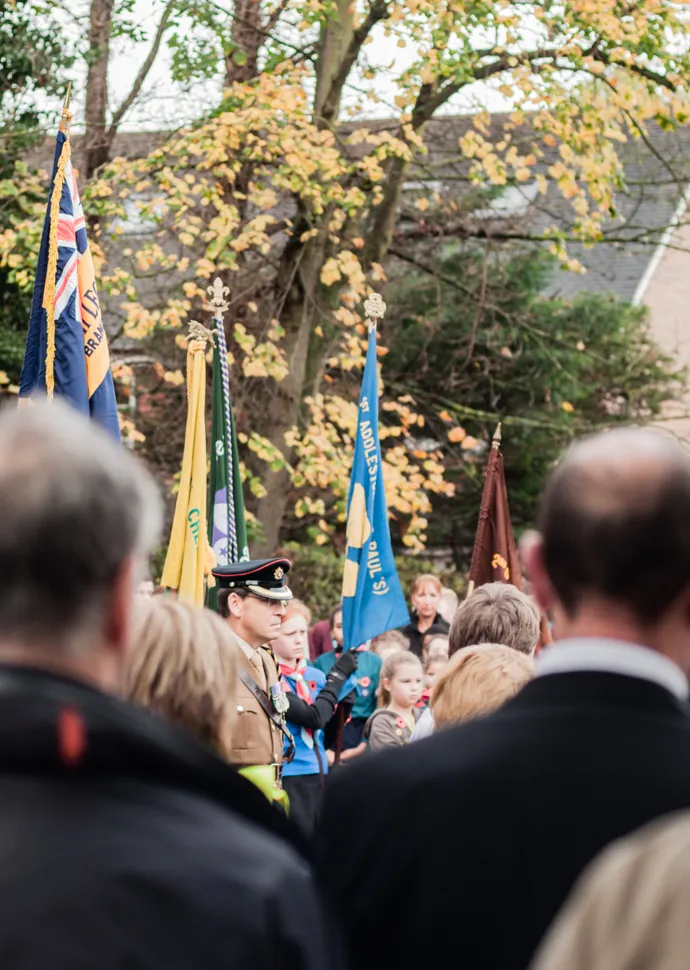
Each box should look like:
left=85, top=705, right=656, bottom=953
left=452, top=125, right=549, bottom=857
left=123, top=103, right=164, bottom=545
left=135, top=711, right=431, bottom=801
left=371, top=629, right=410, bottom=664
left=417, top=650, right=449, bottom=708
left=400, top=575, right=450, bottom=658
left=422, top=633, right=450, bottom=663
left=365, top=651, right=424, bottom=751
left=273, top=602, right=357, bottom=834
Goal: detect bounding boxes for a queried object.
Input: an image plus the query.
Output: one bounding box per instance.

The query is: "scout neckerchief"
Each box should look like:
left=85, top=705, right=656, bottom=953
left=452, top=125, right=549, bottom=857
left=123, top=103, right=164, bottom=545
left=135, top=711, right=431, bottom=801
left=278, top=659, right=312, bottom=705
left=278, top=659, right=316, bottom=750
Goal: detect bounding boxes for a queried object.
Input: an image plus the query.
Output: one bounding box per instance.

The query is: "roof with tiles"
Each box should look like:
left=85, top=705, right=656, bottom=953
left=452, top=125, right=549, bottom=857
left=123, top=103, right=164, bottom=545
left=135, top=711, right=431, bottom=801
left=26, top=115, right=690, bottom=303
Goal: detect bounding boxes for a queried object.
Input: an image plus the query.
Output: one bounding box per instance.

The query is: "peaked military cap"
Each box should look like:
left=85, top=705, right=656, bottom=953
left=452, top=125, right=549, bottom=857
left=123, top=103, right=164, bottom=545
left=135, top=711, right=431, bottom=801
left=212, top=558, right=293, bottom=601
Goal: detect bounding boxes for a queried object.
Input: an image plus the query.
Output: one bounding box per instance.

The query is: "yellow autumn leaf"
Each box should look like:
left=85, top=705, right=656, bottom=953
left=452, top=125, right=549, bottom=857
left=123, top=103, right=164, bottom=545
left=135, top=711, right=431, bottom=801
left=415, top=198, right=430, bottom=212
left=461, top=436, right=479, bottom=450
left=439, top=410, right=453, bottom=423
left=448, top=426, right=467, bottom=443
left=320, top=258, right=341, bottom=287
left=164, top=370, right=185, bottom=386
left=248, top=302, right=258, bottom=312
left=561, top=401, right=575, bottom=413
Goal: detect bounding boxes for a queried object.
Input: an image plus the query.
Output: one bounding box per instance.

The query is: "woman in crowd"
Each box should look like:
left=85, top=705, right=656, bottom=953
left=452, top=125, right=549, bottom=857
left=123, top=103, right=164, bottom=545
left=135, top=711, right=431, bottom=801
left=125, top=598, right=238, bottom=758
left=431, top=642, right=533, bottom=731
left=399, top=574, right=450, bottom=658
left=365, top=651, right=424, bottom=751
left=272, top=601, right=357, bottom=834
left=314, top=606, right=382, bottom=757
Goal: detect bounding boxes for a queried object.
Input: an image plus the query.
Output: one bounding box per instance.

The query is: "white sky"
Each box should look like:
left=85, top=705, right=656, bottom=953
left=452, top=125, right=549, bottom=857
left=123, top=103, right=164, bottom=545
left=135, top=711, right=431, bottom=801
left=49, top=0, right=511, bottom=135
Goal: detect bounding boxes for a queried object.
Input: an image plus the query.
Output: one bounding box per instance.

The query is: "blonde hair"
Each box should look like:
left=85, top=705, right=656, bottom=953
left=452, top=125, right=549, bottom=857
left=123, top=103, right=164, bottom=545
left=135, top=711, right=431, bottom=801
left=431, top=643, right=533, bottom=729
left=379, top=650, right=423, bottom=707
left=450, top=583, right=540, bottom=656
left=412, top=573, right=442, bottom=596
left=283, top=599, right=311, bottom=625
left=371, top=629, right=409, bottom=656
left=125, top=600, right=237, bottom=758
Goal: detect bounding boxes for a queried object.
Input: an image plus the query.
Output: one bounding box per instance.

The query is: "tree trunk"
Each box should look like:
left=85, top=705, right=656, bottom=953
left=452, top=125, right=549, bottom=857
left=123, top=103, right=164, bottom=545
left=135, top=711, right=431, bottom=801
left=313, top=0, right=353, bottom=122
left=250, top=222, right=329, bottom=555
left=225, top=0, right=263, bottom=85
left=83, top=0, right=115, bottom=181
left=248, top=5, right=359, bottom=553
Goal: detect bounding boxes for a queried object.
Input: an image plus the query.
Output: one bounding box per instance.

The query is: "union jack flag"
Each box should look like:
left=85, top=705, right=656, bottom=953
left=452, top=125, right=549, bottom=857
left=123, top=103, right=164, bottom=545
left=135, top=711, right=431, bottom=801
left=19, top=128, right=120, bottom=440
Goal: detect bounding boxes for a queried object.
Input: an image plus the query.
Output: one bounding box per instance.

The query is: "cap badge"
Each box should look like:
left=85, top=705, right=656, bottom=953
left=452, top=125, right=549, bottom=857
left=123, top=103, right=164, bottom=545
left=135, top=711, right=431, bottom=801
left=274, top=566, right=284, bottom=580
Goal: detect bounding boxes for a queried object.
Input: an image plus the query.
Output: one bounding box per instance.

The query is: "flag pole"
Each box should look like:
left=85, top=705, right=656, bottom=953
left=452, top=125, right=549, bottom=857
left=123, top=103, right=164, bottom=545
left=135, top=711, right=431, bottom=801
left=466, top=421, right=502, bottom=598
left=207, top=277, right=238, bottom=564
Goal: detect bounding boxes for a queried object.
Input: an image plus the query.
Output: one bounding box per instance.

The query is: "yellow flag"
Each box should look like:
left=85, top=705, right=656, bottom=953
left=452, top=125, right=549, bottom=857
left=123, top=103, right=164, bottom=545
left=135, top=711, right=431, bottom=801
left=161, top=339, right=209, bottom=606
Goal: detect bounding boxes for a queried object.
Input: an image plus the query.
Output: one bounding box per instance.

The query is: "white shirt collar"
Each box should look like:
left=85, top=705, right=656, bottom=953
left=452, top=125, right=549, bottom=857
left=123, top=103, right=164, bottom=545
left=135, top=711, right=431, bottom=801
left=535, top=638, right=689, bottom=701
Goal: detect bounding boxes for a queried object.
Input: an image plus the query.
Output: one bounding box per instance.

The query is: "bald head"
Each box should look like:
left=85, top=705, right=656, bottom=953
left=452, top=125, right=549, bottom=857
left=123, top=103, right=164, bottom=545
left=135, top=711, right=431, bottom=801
left=539, top=427, right=690, bottom=623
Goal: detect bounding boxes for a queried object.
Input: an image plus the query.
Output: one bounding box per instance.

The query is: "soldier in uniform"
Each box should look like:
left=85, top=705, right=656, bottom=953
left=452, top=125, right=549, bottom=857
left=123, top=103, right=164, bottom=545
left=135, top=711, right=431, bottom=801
left=213, top=558, right=295, bottom=807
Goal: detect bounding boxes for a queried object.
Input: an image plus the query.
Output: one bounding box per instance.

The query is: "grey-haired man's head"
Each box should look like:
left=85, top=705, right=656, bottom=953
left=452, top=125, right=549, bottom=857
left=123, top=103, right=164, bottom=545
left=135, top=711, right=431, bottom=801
left=0, top=402, right=161, bottom=670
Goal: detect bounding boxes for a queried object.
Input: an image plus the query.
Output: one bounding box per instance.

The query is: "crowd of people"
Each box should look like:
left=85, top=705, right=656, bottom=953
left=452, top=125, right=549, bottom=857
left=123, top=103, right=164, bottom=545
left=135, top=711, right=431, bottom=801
left=4, top=400, right=690, bottom=968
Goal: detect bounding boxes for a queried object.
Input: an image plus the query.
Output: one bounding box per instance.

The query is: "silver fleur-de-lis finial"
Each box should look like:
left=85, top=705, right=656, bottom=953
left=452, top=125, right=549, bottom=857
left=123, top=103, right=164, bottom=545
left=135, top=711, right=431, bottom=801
left=207, top=277, right=230, bottom=320
left=364, top=292, right=386, bottom=332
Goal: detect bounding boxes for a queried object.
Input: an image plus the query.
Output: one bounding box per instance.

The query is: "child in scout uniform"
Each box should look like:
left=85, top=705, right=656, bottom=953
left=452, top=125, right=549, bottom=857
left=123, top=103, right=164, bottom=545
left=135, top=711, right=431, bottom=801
left=272, top=601, right=357, bottom=834
left=365, top=650, right=424, bottom=751
left=212, top=557, right=296, bottom=807
left=314, top=605, right=382, bottom=758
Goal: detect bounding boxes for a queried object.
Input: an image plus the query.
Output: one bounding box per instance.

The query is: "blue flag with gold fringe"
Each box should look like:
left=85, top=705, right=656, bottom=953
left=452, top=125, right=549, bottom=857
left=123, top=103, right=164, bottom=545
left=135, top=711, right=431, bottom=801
left=341, top=297, right=409, bottom=650
left=19, top=113, right=120, bottom=440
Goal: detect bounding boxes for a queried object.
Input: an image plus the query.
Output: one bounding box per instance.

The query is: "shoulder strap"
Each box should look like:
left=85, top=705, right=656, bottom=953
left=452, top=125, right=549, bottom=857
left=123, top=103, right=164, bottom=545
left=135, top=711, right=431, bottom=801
left=238, top=670, right=295, bottom=763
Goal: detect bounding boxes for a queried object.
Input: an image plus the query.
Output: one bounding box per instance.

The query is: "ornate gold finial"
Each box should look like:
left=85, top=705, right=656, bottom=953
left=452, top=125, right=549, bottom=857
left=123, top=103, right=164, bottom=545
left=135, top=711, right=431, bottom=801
left=59, top=82, right=73, bottom=134
left=364, top=292, right=386, bottom=332
left=207, top=277, right=230, bottom=320
left=186, top=319, right=214, bottom=348
left=492, top=422, right=502, bottom=449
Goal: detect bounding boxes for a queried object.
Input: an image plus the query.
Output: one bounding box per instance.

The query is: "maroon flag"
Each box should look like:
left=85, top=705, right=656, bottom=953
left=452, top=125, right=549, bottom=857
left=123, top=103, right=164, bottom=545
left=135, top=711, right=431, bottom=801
left=467, top=424, right=522, bottom=594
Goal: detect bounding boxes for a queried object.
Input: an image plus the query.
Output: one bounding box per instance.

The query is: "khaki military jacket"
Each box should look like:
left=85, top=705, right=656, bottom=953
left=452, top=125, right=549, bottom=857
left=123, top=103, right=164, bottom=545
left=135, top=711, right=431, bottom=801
left=225, top=629, right=284, bottom=767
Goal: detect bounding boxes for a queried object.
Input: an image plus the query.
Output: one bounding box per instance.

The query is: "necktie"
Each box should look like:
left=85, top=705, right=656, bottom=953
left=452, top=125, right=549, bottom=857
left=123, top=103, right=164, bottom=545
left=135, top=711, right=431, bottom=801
left=250, top=651, right=267, bottom=692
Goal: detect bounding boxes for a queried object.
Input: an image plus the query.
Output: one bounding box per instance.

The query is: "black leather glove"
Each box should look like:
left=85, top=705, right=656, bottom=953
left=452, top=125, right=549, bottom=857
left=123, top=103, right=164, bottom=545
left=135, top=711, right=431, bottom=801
left=331, top=649, right=358, bottom=680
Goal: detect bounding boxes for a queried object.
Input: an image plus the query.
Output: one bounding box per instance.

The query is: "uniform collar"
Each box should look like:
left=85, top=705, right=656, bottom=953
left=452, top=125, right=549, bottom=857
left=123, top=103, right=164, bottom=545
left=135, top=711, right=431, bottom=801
left=535, top=638, right=689, bottom=701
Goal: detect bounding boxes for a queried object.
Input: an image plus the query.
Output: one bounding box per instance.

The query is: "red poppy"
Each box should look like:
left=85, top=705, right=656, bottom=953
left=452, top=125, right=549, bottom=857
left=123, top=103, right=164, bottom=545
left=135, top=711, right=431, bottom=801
left=359, top=676, right=371, bottom=688
left=308, top=681, right=318, bottom=693
left=396, top=716, right=406, bottom=729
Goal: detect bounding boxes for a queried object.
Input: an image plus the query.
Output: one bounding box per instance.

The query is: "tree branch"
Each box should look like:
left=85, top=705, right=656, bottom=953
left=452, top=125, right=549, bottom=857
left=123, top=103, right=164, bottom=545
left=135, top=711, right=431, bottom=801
left=317, top=0, right=389, bottom=126
left=591, top=48, right=676, bottom=92
left=107, top=0, right=176, bottom=139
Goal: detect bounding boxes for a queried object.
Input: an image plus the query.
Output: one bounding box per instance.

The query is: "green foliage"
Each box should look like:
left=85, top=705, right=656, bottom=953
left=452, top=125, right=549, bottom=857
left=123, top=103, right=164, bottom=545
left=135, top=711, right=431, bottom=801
left=383, top=247, right=683, bottom=563
left=283, top=542, right=465, bottom=619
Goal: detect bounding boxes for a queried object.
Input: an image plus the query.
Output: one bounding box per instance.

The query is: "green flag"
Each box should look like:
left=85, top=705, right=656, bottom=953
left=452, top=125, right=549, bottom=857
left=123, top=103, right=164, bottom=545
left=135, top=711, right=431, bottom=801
left=206, top=324, right=249, bottom=610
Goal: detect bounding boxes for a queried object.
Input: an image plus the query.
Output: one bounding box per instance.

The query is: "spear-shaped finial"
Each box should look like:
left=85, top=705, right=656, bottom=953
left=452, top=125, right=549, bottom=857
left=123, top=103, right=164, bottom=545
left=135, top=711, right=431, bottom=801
left=364, top=292, right=386, bottom=333
left=492, top=422, right=502, bottom=450
left=59, top=82, right=72, bottom=134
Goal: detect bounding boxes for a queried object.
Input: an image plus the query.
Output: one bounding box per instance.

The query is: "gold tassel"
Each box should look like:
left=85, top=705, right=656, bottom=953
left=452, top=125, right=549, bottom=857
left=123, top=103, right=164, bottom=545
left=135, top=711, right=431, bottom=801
left=42, top=137, right=71, bottom=399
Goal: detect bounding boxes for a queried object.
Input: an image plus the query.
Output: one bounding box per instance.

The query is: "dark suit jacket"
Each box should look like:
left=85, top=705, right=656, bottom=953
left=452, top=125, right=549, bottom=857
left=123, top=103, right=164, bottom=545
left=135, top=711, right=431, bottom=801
left=317, top=670, right=690, bottom=970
